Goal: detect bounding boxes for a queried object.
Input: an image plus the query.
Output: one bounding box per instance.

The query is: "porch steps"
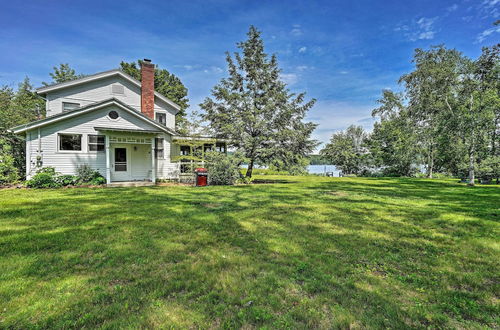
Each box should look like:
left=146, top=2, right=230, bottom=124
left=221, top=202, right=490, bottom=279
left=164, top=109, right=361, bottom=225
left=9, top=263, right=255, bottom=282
left=106, top=181, right=155, bottom=188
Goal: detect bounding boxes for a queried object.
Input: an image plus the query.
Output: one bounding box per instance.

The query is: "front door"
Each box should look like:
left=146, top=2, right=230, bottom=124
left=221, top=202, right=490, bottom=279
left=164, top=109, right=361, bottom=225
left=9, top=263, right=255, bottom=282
left=111, top=145, right=130, bottom=181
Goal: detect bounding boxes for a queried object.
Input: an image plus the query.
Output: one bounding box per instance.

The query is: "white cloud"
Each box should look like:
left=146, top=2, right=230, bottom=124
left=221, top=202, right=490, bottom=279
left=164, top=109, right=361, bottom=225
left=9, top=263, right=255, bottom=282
left=395, top=17, right=438, bottom=41
left=478, top=0, right=500, bottom=18
left=280, top=73, right=298, bottom=85
left=290, top=25, right=303, bottom=36
left=296, top=65, right=309, bottom=71
left=339, top=71, right=349, bottom=75
left=418, top=31, right=435, bottom=40
left=203, top=66, right=224, bottom=74
left=298, top=46, right=307, bottom=53
left=183, top=65, right=193, bottom=70
left=447, top=4, right=458, bottom=12
left=476, top=26, right=500, bottom=43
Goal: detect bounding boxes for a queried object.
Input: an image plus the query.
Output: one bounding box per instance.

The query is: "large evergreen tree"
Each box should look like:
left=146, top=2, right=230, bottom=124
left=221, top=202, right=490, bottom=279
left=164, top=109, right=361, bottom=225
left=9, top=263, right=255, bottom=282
left=200, top=26, right=317, bottom=178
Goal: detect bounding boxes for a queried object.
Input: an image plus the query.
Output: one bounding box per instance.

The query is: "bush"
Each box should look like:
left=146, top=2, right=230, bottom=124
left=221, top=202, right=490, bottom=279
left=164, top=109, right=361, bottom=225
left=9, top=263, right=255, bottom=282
left=205, top=151, right=243, bottom=185
left=26, top=167, right=61, bottom=188
left=0, top=138, right=20, bottom=184
left=89, top=175, right=106, bottom=185
left=25, top=165, right=106, bottom=188
left=76, top=164, right=106, bottom=185
left=56, top=175, right=79, bottom=186
left=76, top=164, right=95, bottom=182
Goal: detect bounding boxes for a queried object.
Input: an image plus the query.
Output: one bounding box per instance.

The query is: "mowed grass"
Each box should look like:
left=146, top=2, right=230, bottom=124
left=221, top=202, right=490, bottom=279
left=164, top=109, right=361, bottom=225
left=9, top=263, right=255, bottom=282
left=0, top=177, right=498, bottom=328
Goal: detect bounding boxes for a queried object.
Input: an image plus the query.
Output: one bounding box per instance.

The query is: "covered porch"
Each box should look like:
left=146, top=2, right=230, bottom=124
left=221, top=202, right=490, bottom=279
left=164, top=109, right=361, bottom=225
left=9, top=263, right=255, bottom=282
left=95, top=127, right=160, bottom=184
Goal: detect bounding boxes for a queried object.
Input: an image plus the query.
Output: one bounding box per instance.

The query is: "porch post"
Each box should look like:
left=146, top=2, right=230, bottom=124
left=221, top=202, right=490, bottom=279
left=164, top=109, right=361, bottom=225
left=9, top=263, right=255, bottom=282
left=105, top=135, right=111, bottom=184
left=151, top=137, right=156, bottom=183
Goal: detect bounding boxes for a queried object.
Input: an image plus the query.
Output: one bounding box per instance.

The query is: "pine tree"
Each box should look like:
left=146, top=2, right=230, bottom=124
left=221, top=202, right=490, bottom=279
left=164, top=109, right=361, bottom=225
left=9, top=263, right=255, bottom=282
left=200, top=26, right=317, bottom=178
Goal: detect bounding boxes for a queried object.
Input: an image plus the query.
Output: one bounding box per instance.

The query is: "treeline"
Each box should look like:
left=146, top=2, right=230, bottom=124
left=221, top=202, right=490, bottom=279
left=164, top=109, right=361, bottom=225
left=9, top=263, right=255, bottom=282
left=320, top=44, right=500, bottom=185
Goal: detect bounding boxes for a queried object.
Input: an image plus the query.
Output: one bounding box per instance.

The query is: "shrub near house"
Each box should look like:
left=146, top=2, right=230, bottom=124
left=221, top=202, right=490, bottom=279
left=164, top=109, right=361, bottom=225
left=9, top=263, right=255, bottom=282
left=205, top=151, right=243, bottom=185
left=25, top=165, right=106, bottom=188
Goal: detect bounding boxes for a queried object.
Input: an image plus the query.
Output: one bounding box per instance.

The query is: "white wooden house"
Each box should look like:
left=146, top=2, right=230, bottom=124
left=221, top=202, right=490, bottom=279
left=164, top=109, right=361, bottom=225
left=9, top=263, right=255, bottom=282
left=11, top=60, right=225, bottom=184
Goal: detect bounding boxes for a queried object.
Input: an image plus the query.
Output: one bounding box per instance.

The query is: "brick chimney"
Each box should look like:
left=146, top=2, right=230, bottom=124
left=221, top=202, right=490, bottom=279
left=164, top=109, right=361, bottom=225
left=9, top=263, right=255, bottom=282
left=141, top=59, right=155, bottom=119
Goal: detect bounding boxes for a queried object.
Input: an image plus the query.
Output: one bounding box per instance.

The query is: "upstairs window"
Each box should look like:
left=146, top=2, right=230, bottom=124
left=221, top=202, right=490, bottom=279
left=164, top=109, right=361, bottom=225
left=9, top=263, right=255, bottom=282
left=59, top=134, right=82, bottom=151
left=156, top=113, right=167, bottom=126
left=155, top=138, right=164, bottom=159
left=88, top=135, right=105, bottom=152
left=62, top=102, right=80, bottom=112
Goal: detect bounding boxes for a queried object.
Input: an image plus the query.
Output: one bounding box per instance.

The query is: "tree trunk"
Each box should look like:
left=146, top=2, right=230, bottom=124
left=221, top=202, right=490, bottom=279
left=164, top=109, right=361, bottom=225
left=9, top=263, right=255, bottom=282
left=468, top=145, right=475, bottom=186
left=468, top=95, right=476, bottom=186
left=246, top=158, right=254, bottom=178
left=427, top=144, right=434, bottom=179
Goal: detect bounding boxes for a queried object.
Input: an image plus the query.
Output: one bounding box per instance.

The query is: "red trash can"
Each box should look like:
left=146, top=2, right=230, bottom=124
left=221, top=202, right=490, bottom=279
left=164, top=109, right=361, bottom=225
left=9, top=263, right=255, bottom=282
left=194, top=168, right=208, bottom=186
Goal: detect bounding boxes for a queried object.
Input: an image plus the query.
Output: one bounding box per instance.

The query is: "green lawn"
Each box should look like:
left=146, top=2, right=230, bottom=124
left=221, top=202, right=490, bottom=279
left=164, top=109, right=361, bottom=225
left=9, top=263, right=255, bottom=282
left=0, top=176, right=498, bottom=328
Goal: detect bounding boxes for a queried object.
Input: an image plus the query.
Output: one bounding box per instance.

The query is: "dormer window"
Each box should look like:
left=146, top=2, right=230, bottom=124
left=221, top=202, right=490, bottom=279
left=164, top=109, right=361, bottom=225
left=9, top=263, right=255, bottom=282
left=62, top=102, right=80, bottom=112
left=156, top=113, right=167, bottom=126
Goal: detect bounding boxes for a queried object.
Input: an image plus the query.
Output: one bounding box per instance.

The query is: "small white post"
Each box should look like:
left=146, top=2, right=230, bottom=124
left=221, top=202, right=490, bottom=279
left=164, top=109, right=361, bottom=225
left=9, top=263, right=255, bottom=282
left=151, top=137, right=156, bottom=183
left=105, top=135, right=111, bottom=184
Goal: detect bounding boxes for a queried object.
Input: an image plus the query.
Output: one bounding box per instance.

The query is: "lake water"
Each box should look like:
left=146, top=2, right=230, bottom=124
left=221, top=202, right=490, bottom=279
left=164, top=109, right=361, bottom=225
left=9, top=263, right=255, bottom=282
left=307, top=165, right=340, bottom=176
left=241, top=164, right=340, bottom=176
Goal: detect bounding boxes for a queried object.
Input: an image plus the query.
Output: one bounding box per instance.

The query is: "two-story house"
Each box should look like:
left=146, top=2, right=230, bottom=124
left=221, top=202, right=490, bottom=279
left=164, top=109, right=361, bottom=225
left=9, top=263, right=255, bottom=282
left=11, top=60, right=225, bottom=185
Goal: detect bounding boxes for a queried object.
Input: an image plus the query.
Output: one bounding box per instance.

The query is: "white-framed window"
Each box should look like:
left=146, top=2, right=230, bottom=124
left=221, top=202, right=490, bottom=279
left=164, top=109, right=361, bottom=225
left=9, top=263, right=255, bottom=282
left=155, top=138, right=164, bottom=159
left=155, top=112, right=167, bottom=126
left=62, top=102, right=80, bottom=112
left=88, top=135, right=105, bottom=152
left=59, top=133, right=82, bottom=151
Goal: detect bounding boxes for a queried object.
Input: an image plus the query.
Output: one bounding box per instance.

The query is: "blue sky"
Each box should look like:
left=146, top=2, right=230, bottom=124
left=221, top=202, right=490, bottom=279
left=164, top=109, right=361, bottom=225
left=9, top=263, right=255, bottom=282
left=1, top=0, right=499, bottom=147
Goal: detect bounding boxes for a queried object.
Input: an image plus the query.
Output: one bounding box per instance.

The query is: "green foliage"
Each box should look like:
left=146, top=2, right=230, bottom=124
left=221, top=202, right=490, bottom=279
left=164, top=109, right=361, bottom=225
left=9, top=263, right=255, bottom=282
left=320, top=125, right=368, bottom=175
left=200, top=26, right=318, bottom=178
left=0, top=78, right=45, bottom=130
left=0, top=138, right=19, bottom=184
left=205, top=151, right=243, bottom=185
left=76, top=164, right=106, bottom=185
left=477, top=156, right=500, bottom=181
left=365, top=44, right=499, bottom=180
left=308, top=154, right=330, bottom=165
left=241, top=168, right=290, bottom=176
left=76, top=164, right=95, bottom=182
left=43, top=63, right=85, bottom=85
left=269, top=156, right=309, bottom=176
left=25, top=167, right=61, bottom=188
left=26, top=166, right=105, bottom=188
left=368, top=97, right=421, bottom=177
left=56, top=175, right=79, bottom=186
left=120, top=60, right=189, bottom=132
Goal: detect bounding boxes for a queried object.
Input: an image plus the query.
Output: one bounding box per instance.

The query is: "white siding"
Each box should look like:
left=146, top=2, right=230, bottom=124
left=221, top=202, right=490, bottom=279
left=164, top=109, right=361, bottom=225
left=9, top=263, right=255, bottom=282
left=156, top=134, right=180, bottom=179
left=26, top=105, right=178, bottom=180
left=45, top=75, right=176, bottom=129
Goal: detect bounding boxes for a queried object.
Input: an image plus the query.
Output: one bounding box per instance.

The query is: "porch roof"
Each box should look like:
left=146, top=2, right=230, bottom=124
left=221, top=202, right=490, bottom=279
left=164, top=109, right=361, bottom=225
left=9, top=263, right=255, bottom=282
left=94, top=126, right=162, bottom=134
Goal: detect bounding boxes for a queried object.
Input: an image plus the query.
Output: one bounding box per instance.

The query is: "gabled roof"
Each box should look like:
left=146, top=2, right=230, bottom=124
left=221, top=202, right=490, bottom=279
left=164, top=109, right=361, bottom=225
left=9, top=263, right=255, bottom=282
left=11, top=98, right=178, bottom=135
left=36, top=69, right=181, bottom=112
